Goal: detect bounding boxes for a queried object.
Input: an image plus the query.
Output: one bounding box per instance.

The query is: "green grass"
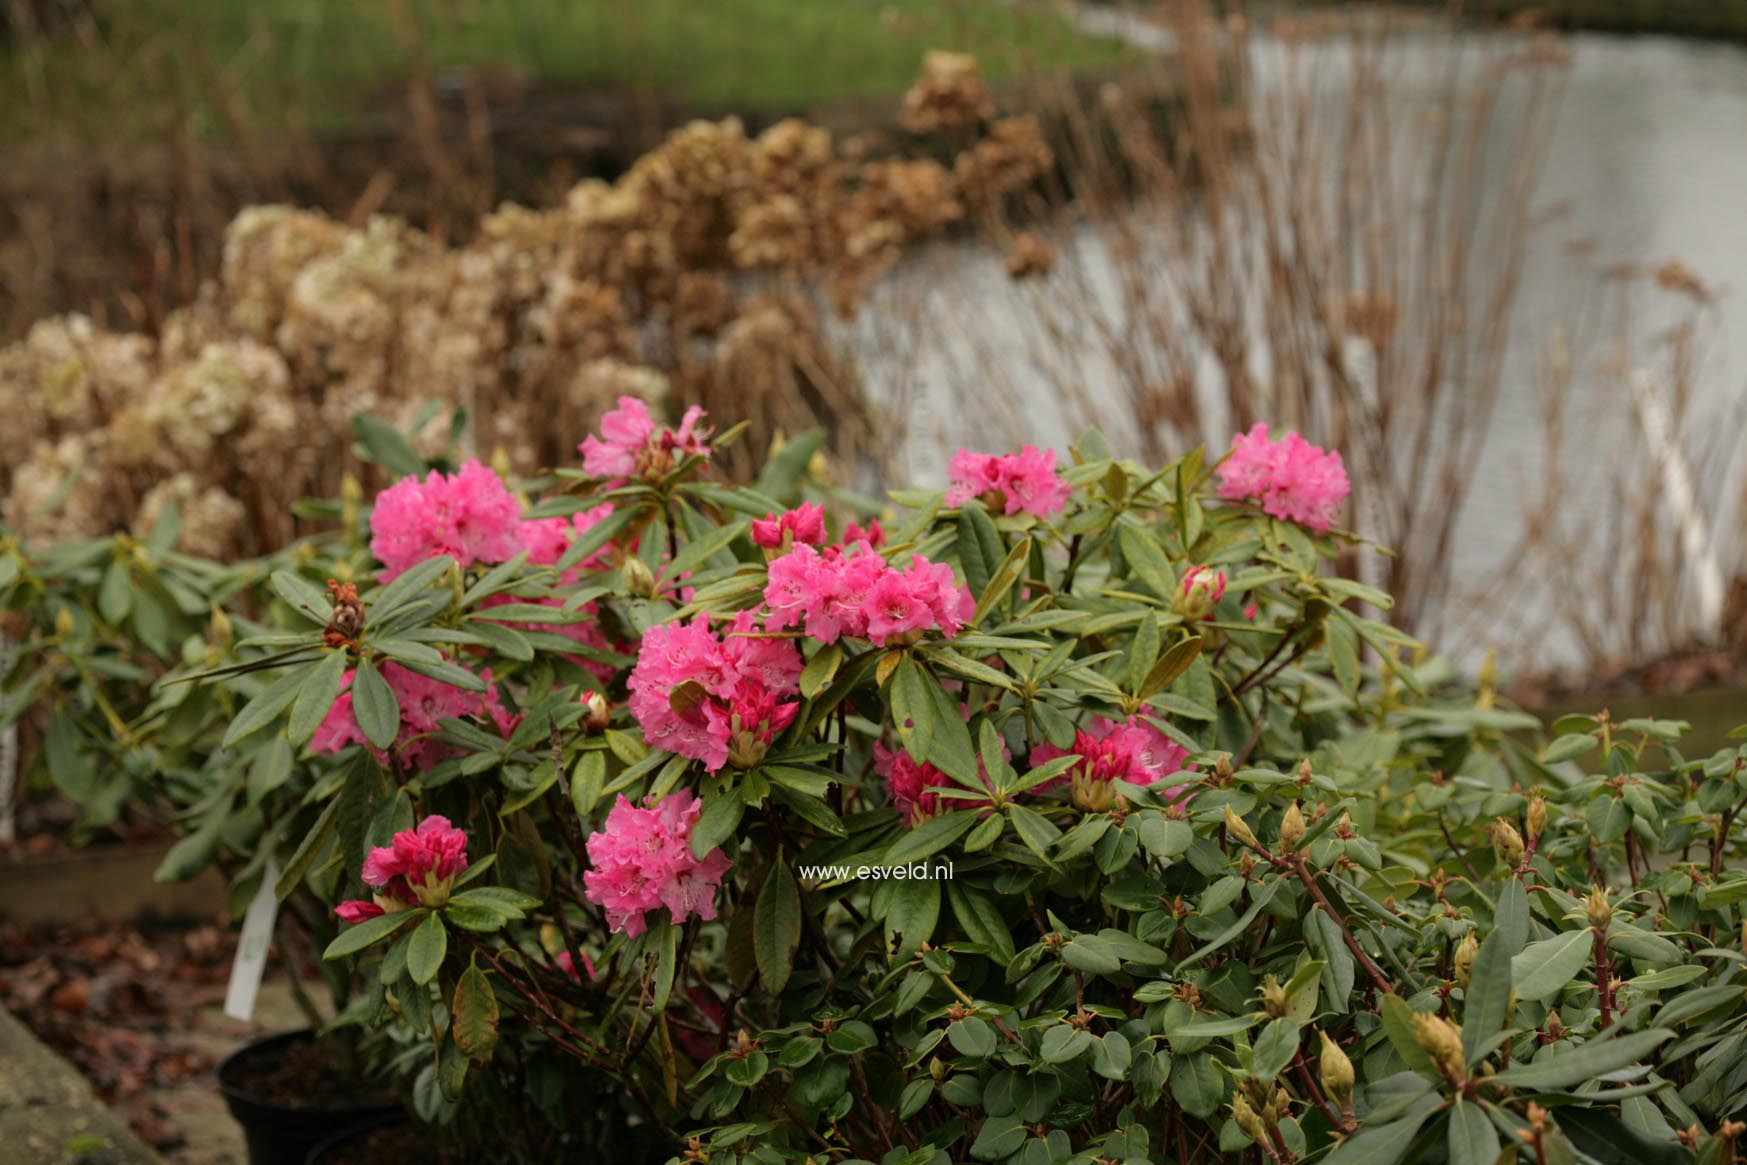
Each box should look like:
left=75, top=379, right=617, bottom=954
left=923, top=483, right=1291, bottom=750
left=1, top=0, right=1134, bottom=142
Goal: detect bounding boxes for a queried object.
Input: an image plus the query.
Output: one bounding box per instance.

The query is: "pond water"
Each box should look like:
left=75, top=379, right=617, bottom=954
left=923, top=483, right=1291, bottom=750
left=849, top=25, right=1747, bottom=674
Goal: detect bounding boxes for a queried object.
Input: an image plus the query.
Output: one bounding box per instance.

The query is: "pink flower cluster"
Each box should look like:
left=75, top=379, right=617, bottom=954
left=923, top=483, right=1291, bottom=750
left=751, top=503, right=826, bottom=550
left=370, top=460, right=524, bottom=582
left=764, top=545, right=973, bottom=647
left=313, top=660, right=515, bottom=770
left=1034, top=715, right=1192, bottom=811
left=627, top=612, right=803, bottom=773
left=945, top=446, right=1072, bottom=517
left=580, top=396, right=711, bottom=480
left=1215, top=424, right=1350, bottom=534
left=583, top=791, right=731, bottom=937
left=335, top=815, right=470, bottom=923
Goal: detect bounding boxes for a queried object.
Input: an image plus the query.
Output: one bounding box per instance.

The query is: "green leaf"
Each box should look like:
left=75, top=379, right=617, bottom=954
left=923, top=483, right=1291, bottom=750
left=692, top=788, right=745, bottom=859
left=287, top=649, right=349, bottom=747
left=98, top=560, right=133, bottom=624
left=222, top=664, right=312, bottom=748
left=1489, top=1028, right=1673, bottom=1092
left=1040, top=1024, right=1094, bottom=1064
left=755, top=861, right=801, bottom=994
left=889, top=657, right=934, bottom=766
left=1493, top=878, right=1530, bottom=954
left=1117, top=518, right=1176, bottom=599
left=917, top=665, right=978, bottom=785
left=153, top=810, right=227, bottom=883
left=351, top=657, right=400, bottom=751
left=886, top=810, right=979, bottom=866
left=948, top=1016, right=997, bottom=1059
left=1511, top=929, right=1592, bottom=1003
left=1463, top=927, right=1514, bottom=1065
left=1325, top=1096, right=1441, bottom=1165
left=1380, top=994, right=1440, bottom=1081
left=753, top=429, right=825, bottom=501
left=452, top=959, right=500, bottom=1062
left=884, top=876, right=940, bottom=955
left=1448, top=1100, right=1499, bottom=1165
left=1251, top=1018, right=1300, bottom=1083
left=406, top=911, right=449, bottom=986
left=957, top=504, right=1005, bottom=598
left=799, top=642, right=842, bottom=699
left=973, top=536, right=1031, bottom=625
left=323, top=909, right=419, bottom=960
left=352, top=413, right=427, bottom=478
left=276, top=800, right=340, bottom=900
left=269, top=569, right=331, bottom=624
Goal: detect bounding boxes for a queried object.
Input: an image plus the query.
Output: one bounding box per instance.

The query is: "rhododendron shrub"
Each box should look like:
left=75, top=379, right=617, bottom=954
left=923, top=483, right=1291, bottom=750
left=135, top=407, right=1747, bottom=1165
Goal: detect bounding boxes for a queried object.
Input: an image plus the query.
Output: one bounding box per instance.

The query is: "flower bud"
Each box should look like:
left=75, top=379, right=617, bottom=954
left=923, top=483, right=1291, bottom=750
left=579, top=689, right=611, bottom=734
left=1318, top=1031, right=1354, bottom=1106
left=1585, top=884, right=1613, bottom=932
left=1410, top=1012, right=1467, bottom=1085
left=1492, top=818, right=1525, bottom=870
left=209, top=606, right=234, bottom=653
left=622, top=556, right=658, bottom=599
left=1526, top=794, right=1548, bottom=842
left=928, top=1056, right=947, bottom=1082
left=1273, top=1086, right=1292, bottom=1117
left=1223, top=805, right=1260, bottom=851
left=1260, top=975, right=1289, bottom=1018
left=1173, top=566, right=1227, bottom=621
left=1071, top=771, right=1116, bottom=814
left=1279, top=802, right=1307, bottom=853
left=1453, top=933, right=1478, bottom=991
left=55, top=606, right=76, bottom=638
left=1231, top=1093, right=1268, bottom=1144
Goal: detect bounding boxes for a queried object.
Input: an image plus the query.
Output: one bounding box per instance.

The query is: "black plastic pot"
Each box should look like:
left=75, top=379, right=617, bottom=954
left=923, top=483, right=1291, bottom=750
left=305, top=1112, right=423, bottom=1164
left=216, top=1030, right=402, bottom=1165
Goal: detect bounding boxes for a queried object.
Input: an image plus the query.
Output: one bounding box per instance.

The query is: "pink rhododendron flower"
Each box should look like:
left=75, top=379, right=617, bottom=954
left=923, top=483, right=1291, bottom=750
left=945, top=446, right=1072, bottom=517
left=1034, top=716, right=1192, bottom=812
left=312, top=661, right=512, bottom=771
left=762, top=544, right=973, bottom=646
left=1215, top=424, right=1349, bottom=533
left=335, top=815, right=471, bottom=921
left=626, top=612, right=803, bottom=772
left=579, top=396, right=712, bottom=481
left=583, top=791, right=731, bottom=937
left=369, top=460, right=523, bottom=582
left=842, top=519, right=885, bottom=549
left=751, top=502, right=827, bottom=550
left=556, top=950, right=597, bottom=981
left=874, top=743, right=987, bottom=827
left=334, top=899, right=384, bottom=924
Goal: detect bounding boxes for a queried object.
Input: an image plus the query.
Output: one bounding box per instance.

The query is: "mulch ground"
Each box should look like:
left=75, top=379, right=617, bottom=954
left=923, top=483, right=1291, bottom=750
left=0, top=915, right=238, bottom=1155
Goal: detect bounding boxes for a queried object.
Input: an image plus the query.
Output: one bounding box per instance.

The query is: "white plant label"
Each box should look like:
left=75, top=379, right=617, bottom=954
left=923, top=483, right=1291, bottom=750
left=224, top=857, right=281, bottom=1022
